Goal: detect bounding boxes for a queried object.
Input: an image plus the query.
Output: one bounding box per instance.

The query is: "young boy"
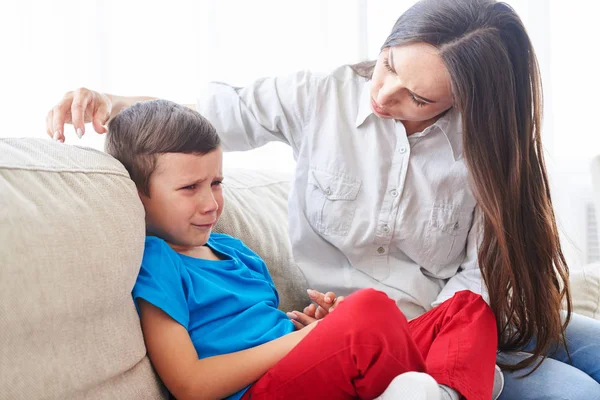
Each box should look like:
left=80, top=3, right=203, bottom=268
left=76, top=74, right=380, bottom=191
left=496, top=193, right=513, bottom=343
left=105, top=99, right=498, bottom=400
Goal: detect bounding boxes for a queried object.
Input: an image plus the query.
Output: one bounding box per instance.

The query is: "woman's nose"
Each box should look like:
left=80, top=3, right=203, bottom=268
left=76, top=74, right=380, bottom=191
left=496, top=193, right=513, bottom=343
left=377, top=84, right=397, bottom=107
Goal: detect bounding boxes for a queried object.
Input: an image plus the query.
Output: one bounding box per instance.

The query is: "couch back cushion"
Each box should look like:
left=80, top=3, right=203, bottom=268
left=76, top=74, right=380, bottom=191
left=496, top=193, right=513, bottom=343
left=214, top=168, right=307, bottom=312
left=0, top=138, right=167, bottom=399
left=570, top=262, right=600, bottom=320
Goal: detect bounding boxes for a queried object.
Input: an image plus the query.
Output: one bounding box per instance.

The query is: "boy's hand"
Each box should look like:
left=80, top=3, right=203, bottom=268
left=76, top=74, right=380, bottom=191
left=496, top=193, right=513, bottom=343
left=303, top=289, right=346, bottom=320
left=286, top=310, right=321, bottom=331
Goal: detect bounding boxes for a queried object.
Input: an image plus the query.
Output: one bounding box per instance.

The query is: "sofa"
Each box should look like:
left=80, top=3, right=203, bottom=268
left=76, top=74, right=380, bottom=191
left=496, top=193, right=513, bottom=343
left=1, top=138, right=599, bottom=399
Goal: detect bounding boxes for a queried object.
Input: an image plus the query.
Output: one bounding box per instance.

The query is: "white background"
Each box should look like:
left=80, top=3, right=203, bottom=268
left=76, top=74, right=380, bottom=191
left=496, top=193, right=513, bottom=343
left=1, top=0, right=599, bottom=267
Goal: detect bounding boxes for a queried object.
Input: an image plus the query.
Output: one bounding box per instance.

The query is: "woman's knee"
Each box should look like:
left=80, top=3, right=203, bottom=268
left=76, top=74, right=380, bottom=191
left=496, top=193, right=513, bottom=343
left=499, top=353, right=600, bottom=400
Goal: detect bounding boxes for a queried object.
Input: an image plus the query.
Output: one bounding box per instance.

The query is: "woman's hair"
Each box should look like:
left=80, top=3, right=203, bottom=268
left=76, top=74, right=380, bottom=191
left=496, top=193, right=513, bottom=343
left=353, top=0, right=571, bottom=373
left=105, top=99, right=220, bottom=196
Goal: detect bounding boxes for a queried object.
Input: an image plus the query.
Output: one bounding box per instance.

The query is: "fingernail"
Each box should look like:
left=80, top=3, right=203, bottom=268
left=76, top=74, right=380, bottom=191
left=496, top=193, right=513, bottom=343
left=325, top=296, right=332, bottom=302
left=76, top=128, right=83, bottom=139
left=286, top=312, right=296, bottom=319
left=53, top=131, right=60, bottom=141
left=307, top=289, right=317, bottom=298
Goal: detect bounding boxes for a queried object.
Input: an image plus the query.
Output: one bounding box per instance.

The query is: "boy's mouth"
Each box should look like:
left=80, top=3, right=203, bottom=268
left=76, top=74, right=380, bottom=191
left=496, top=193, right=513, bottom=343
left=192, top=222, right=215, bottom=230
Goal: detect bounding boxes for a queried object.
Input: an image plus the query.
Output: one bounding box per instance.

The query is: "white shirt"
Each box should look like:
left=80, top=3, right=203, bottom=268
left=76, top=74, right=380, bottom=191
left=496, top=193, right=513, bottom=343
left=197, top=66, right=486, bottom=319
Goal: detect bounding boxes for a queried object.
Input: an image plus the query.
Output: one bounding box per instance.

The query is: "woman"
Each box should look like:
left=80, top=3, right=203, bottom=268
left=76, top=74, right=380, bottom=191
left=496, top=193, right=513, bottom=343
left=46, top=0, right=600, bottom=398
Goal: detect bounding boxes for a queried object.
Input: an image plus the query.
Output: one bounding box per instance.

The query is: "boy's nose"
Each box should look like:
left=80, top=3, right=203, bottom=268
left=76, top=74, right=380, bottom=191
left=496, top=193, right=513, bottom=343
left=197, top=193, right=219, bottom=213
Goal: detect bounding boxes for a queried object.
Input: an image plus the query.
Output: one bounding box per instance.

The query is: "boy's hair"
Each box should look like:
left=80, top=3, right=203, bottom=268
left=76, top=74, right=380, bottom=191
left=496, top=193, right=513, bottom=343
left=105, top=99, right=220, bottom=196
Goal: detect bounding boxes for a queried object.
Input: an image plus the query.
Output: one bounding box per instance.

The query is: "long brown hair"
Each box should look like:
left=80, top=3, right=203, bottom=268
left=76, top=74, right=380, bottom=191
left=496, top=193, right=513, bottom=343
left=353, top=0, right=571, bottom=373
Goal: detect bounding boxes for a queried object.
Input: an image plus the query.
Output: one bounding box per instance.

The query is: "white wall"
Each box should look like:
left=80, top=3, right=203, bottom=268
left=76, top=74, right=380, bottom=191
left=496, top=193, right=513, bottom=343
left=1, top=0, right=598, bottom=267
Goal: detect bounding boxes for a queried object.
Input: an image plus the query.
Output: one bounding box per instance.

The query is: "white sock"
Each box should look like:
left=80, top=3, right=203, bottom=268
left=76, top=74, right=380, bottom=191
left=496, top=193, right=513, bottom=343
left=376, top=372, right=442, bottom=400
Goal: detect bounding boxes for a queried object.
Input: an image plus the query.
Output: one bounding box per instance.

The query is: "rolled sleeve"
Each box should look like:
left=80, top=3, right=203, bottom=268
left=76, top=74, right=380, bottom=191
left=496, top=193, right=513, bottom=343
left=196, top=70, right=319, bottom=154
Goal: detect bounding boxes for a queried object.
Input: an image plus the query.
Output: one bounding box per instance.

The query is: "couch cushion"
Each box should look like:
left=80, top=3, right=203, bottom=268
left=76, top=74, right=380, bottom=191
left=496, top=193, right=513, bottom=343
left=214, top=168, right=308, bottom=312
left=571, top=262, right=600, bottom=320
left=0, top=138, right=167, bottom=400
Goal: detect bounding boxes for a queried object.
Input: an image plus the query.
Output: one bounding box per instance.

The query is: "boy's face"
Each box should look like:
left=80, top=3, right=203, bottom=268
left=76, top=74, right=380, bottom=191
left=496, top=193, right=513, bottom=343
left=140, top=149, right=224, bottom=251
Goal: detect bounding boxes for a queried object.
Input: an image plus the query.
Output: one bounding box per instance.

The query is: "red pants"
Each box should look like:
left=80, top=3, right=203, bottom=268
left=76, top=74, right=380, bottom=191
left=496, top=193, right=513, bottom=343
left=242, top=289, right=497, bottom=400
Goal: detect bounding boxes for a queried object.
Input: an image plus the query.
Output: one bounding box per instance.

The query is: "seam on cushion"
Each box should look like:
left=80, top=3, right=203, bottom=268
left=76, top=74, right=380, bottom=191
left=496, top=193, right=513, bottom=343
left=594, top=269, right=600, bottom=318
left=0, top=165, right=131, bottom=178
left=581, top=265, right=600, bottom=318
left=72, top=354, right=163, bottom=399
left=224, top=180, right=290, bottom=190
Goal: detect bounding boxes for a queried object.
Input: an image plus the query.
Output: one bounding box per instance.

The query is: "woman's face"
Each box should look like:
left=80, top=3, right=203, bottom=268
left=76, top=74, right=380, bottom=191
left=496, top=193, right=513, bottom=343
left=370, top=43, right=454, bottom=122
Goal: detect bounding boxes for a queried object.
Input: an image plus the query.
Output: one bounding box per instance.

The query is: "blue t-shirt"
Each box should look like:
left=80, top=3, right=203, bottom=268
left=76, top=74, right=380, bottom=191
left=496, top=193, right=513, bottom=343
left=132, top=233, right=295, bottom=400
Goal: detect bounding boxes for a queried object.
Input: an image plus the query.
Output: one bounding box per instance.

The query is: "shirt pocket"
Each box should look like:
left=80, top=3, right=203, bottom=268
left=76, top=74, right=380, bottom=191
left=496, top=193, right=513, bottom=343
left=420, top=202, right=473, bottom=275
left=306, top=168, right=361, bottom=236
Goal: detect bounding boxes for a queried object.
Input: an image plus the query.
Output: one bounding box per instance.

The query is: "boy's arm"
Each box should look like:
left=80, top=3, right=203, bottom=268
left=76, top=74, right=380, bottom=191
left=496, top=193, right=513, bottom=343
left=139, top=299, right=312, bottom=400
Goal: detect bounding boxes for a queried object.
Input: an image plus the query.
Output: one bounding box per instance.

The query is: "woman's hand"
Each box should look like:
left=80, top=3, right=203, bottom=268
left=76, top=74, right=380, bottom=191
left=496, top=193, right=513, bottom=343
left=46, top=88, right=113, bottom=142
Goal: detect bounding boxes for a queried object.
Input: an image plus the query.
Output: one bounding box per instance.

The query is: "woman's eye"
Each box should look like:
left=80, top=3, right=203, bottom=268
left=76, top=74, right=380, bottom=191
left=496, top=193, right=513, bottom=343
left=410, top=95, right=427, bottom=107
left=212, top=181, right=223, bottom=187
left=182, top=184, right=196, bottom=190
left=383, top=59, right=396, bottom=75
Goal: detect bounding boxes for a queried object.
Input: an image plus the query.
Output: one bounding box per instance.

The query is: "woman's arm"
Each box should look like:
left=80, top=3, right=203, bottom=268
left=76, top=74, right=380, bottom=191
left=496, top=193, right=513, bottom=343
left=45, top=89, right=195, bottom=141
left=138, top=299, right=313, bottom=400
left=432, top=206, right=487, bottom=307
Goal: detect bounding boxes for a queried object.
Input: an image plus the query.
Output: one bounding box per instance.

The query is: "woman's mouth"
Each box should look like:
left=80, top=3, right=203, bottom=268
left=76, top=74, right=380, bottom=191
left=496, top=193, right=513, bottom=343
left=371, top=98, right=391, bottom=117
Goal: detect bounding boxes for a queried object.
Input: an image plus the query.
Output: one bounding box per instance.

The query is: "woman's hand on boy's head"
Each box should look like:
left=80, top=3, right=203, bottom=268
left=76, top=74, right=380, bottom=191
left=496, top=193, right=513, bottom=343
left=46, top=88, right=112, bottom=143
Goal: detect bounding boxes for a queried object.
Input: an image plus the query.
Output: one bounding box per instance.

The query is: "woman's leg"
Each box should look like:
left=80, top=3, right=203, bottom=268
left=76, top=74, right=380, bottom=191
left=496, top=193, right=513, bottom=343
left=498, top=312, right=600, bottom=400
left=497, top=351, right=600, bottom=400
left=547, top=312, right=600, bottom=381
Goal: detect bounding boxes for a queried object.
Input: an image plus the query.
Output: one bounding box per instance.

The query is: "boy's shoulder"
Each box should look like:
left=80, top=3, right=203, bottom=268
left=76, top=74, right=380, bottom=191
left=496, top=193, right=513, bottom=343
left=143, top=236, right=175, bottom=260
left=209, top=233, right=262, bottom=259
left=208, top=232, right=245, bottom=248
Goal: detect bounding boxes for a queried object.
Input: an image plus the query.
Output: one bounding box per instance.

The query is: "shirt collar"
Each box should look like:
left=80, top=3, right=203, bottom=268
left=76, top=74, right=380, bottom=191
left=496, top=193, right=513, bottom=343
left=355, top=81, right=463, bottom=161
left=435, top=107, right=463, bottom=161
left=355, top=80, right=374, bottom=128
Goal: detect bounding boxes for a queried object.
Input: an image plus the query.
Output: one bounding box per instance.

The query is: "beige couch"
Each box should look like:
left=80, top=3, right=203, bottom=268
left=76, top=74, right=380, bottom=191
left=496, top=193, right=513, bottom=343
left=1, top=138, right=599, bottom=399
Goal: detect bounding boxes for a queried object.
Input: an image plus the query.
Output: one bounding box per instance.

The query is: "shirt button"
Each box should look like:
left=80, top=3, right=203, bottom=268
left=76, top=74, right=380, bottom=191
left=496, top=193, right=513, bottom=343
left=399, top=147, right=407, bottom=154
left=383, top=225, right=390, bottom=234
left=390, top=189, right=399, bottom=197
left=377, top=246, right=386, bottom=254
left=325, top=187, right=332, bottom=195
